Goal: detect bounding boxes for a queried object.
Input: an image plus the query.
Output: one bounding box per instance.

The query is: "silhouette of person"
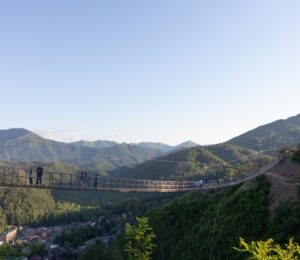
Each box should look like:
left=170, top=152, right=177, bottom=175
left=36, top=166, right=43, bottom=185
left=94, top=175, right=98, bottom=188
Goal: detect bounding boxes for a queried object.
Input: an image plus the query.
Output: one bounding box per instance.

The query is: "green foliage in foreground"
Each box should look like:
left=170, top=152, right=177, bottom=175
left=234, top=237, right=300, bottom=259
left=125, top=217, right=156, bottom=260
left=78, top=217, right=157, bottom=260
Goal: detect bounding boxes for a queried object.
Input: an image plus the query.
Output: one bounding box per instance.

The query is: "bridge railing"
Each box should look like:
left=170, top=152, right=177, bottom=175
left=0, top=166, right=196, bottom=192
left=0, top=157, right=282, bottom=192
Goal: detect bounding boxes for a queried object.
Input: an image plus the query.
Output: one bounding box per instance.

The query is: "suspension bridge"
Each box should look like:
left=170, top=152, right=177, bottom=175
left=0, top=156, right=284, bottom=193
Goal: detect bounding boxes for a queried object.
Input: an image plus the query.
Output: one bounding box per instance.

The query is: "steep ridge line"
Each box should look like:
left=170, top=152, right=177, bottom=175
left=0, top=157, right=283, bottom=193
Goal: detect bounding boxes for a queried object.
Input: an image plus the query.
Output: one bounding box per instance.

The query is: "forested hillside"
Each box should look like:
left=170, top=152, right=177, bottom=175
left=0, top=186, right=110, bottom=233
left=113, top=144, right=272, bottom=180
left=148, top=176, right=300, bottom=260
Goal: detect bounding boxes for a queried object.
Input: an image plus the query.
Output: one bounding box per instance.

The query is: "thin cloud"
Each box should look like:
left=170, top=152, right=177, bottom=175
left=34, top=128, right=82, bottom=143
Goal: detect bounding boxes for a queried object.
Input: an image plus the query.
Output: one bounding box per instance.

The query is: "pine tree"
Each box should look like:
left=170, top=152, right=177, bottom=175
left=125, top=217, right=156, bottom=260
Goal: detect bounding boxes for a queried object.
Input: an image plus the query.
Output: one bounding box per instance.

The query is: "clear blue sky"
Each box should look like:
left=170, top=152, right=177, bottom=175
left=0, top=1, right=299, bottom=145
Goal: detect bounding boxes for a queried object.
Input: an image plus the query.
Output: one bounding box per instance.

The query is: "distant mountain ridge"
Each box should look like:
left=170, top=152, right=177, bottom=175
left=132, top=140, right=199, bottom=152
left=70, top=140, right=118, bottom=149
left=173, top=140, right=199, bottom=151
left=0, top=128, right=164, bottom=171
left=0, top=128, right=198, bottom=174
left=226, top=114, right=300, bottom=151
left=71, top=140, right=199, bottom=152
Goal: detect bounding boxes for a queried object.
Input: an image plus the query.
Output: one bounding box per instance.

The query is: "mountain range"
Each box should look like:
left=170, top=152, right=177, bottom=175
left=0, top=128, right=198, bottom=173
left=0, top=113, right=299, bottom=176
left=0, top=129, right=162, bottom=170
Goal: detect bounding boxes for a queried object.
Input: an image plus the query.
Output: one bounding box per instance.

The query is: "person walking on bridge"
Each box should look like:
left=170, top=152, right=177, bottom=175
left=36, top=166, right=43, bottom=186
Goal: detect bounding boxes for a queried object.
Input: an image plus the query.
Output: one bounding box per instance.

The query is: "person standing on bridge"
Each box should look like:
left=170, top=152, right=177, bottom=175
left=36, top=166, right=43, bottom=186
left=94, top=174, right=98, bottom=188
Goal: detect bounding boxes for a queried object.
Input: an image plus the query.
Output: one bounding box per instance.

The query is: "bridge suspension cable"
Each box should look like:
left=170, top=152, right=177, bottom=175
left=0, top=156, right=283, bottom=193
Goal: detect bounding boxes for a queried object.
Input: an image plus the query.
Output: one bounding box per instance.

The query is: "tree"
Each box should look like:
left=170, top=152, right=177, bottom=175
left=124, top=217, right=156, bottom=260
left=234, top=237, right=300, bottom=259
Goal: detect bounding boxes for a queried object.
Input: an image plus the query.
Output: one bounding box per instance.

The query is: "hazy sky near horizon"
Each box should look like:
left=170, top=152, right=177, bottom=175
left=0, top=1, right=299, bottom=145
